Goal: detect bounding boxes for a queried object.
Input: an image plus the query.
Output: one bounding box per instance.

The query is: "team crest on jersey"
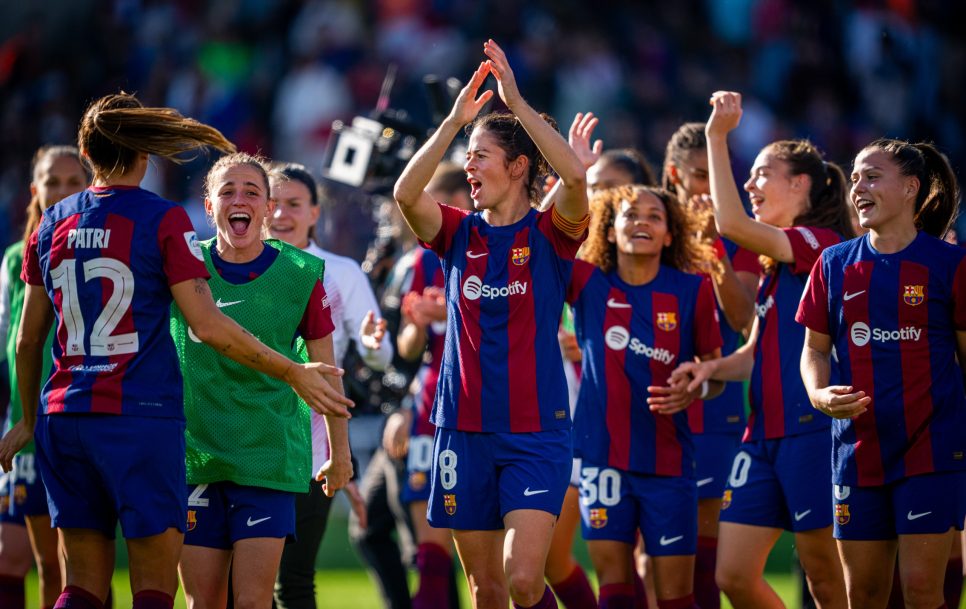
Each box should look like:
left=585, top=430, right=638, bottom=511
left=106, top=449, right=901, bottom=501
left=511, top=247, right=530, bottom=266
left=444, top=494, right=457, bottom=515
left=656, top=312, right=677, bottom=331
left=903, top=285, right=925, bottom=306
left=186, top=510, right=197, bottom=531
left=835, top=504, right=850, bottom=525
left=721, top=490, right=732, bottom=509
left=14, top=484, right=26, bottom=505
left=589, top=508, right=608, bottom=528
left=409, top=471, right=427, bottom=492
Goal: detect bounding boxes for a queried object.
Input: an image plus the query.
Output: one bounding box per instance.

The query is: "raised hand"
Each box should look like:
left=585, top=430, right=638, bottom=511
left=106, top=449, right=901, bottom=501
left=483, top=39, right=523, bottom=110
left=706, top=91, right=743, bottom=138
left=449, top=61, right=495, bottom=126
left=569, top=112, right=604, bottom=169
left=360, top=310, right=388, bottom=350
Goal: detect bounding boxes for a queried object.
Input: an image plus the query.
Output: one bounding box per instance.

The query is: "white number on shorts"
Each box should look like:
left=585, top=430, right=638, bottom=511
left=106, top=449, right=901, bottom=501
left=50, top=257, right=140, bottom=356
left=408, top=436, right=434, bottom=473
left=14, top=454, right=36, bottom=485
left=579, top=466, right=621, bottom=507
left=187, top=484, right=210, bottom=507
left=438, top=449, right=458, bottom=490
left=728, top=451, right=752, bottom=488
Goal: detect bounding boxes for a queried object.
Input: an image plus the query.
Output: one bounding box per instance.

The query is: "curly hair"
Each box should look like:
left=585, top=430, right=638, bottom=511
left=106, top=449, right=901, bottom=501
left=580, top=185, right=720, bottom=279
left=466, top=111, right=558, bottom=206
left=661, top=122, right=706, bottom=192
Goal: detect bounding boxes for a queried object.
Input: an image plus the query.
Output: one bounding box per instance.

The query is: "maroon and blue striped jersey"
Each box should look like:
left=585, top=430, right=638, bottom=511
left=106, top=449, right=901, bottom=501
left=797, top=232, right=966, bottom=486
left=22, top=186, right=209, bottom=419
left=746, top=226, right=841, bottom=441
left=688, top=238, right=759, bottom=435
left=568, top=260, right=722, bottom=476
left=420, top=202, right=584, bottom=432
left=407, top=247, right=445, bottom=437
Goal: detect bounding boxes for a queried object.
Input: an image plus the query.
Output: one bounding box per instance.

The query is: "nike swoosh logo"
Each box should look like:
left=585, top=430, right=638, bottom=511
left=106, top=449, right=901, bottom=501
left=659, top=535, right=683, bottom=546
left=606, top=298, right=632, bottom=309
left=247, top=516, right=271, bottom=526
left=466, top=251, right=487, bottom=259
left=696, top=477, right=714, bottom=487
left=843, top=291, right=865, bottom=301
left=216, top=298, right=244, bottom=308
left=907, top=510, right=932, bottom=521
left=523, top=488, right=549, bottom=496
left=794, top=509, right=812, bottom=521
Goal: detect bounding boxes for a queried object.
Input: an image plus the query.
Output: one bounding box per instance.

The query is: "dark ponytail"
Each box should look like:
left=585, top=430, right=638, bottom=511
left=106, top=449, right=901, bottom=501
left=861, top=139, right=960, bottom=238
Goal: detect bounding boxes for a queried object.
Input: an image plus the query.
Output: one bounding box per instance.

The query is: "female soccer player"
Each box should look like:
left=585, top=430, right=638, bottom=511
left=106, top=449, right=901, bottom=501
left=672, top=91, right=853, bottom=609
left=569, top=184, right=723, bottom=609
left=393, top=40, right=588, bottom=609
left=661, top=122, right=759, bottom=609
left=268, top=162, right=383, bottom=609
left=0, top=145, right=86, bottom=608
left=797, top=139, right=966, bottom=609
left=174, top=153, right=355, bottom=609
left=0, top=93, right=352, bottom=609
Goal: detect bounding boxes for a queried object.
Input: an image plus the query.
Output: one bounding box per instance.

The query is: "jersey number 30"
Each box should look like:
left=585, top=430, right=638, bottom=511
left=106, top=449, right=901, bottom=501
left=50, top=258, right=140, bottom=356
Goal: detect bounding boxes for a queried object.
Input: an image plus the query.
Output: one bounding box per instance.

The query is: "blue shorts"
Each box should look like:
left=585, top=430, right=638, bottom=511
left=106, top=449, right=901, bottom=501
left=184, top=482, right=296, bottom=549
left=693, top=432, right=741, bottom=500
left=402, top=433, right=434, bottom=504
left=427, top=428, right=571, bottom=530
left=0, top=452, right=49, bottom=524
left=719, top=431, right=832, bottom=532
left=35, top=414, right=186, bottom=539
left=833, top=471, right=966, bottom=541
left=579, top=462, right=697, bottom=556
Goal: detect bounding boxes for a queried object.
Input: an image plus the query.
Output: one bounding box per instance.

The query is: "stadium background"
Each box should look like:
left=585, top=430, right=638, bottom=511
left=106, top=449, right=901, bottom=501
left=1, top=1, right=964, bottom=607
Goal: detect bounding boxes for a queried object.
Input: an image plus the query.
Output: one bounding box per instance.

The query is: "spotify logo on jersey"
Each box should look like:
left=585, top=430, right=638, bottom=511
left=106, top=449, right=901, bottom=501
left=462, top=275, right=484, bottom=300
left=604, top=326, right=630, bottom=350
left=850, top=322, right=871, bottom=347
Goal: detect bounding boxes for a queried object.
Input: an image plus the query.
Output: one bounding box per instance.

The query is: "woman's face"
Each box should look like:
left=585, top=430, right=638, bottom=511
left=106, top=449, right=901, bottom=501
left=463, top=128, right=526, bottom=210
left=609, top=191, right=672, bottom=257
left=743, top=149, right=809, bottom=228
left=31, top=155, right=87, bottom=210
left=269, top=179, right=320, bottom=248
left=850, top=148, right=915, bottom=233
left=587, top=161, right=633, bottom=192
left=668, top=149, right=710, bottom=200
left=206, top=164, right=274, bottom=255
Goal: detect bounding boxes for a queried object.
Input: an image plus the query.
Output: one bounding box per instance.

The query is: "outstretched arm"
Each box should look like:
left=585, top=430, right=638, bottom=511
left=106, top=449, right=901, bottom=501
left=393, top=62, right=494, bottom=243
left=706, top=91, right=794, bottom=262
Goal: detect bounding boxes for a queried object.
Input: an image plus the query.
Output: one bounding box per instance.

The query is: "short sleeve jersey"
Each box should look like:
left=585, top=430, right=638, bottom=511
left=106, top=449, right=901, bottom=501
left=404, top=247, right=446, bottom=437
left=688, top=238, right=759, bottom=435
left=421, top=202, right=584, bottom=432
left=745, top=226, right=841, bottom=441
left=797, top=232, right=966, bottom=486
left=568, top=260, right=722, bottom=476
left=22, top=186, right=209, bottom=418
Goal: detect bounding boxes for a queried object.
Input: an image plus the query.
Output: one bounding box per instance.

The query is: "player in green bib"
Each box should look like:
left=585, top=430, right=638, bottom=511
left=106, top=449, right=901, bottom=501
left=0, top=145, right=86, bottom=608
left=172, top=153, right=353, bottom=609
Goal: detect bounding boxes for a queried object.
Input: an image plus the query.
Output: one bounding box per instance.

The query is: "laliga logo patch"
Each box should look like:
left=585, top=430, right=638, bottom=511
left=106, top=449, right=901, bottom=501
left=656, top=312, right=677, bottom=332
left=850, top=322, right=871, bottom=347
left=903, top=285, right=925, bottom=306
left=184, top=231, right=204, bottom=261
left=604, top=326, right=630, bottom=350
left=511, top=246, right=530, bottom=266
left=589, top=508, right=608, bottom=529
left=443, top=494, right=457, bottom=515
left=835, top=503, right=850, bottom=525
left=462, top=275, right=484, bottom=301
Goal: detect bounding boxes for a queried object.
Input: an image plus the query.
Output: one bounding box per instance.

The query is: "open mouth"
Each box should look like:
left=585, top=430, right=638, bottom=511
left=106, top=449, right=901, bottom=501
left=631, top=231, right=653, bottom=241
left=229, top=212, right=252, bottom=236
left=270, top=222, right=293, bottom=234
left=749, top=195, right=764, bottom=215
left=467, top=176, right=482, bottom=199
left=855, top=198, right=875, bottom=213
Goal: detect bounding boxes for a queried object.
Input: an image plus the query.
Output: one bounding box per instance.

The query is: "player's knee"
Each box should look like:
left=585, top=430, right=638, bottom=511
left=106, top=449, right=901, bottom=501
left=715, top=563, right=751, bottom=596
left=468, top=577, right=508, bottom=607
left=899, top=569, right=943, bottom=609
left=506, top=569, right=546, bottom=605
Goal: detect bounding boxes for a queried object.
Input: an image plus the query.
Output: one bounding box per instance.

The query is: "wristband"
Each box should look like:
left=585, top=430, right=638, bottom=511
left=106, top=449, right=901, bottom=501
left=699, top=380, right=710, bottom=400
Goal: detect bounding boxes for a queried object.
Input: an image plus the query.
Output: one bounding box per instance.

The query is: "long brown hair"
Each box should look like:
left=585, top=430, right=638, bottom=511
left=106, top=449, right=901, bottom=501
left=581, top=184, right=720, bottom=279
left=22, top=145, right=87, bottom=242
left=759, top=140, right=854, bottom=273
left=466, top=111, right=557, bottom=206
left=859, top=139, right=960, bottom=238
left=79, top=92, right=235, bottom=180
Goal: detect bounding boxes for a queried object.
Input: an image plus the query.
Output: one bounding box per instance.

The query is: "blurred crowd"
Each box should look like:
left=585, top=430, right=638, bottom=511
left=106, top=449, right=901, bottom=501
left=2, top=0, right=965, bottom=252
